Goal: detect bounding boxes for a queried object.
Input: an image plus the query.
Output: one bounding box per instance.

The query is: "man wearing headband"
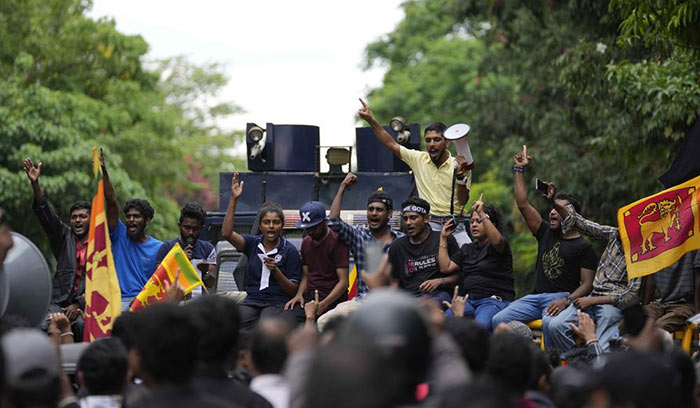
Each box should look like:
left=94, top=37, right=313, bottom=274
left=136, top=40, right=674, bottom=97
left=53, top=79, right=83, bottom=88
left=380, top=197, right=461, bottom=303
left=358, top=99, right=472, bottom=246
left=317, top=173, right=404, bottom=330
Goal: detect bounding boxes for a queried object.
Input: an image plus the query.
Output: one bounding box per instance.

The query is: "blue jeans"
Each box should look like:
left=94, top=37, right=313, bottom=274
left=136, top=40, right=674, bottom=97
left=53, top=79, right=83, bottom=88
left=491, top=292, right=569, bottom=348
left=460, top=297, right=510, bottom=331
left=545, top=303, right=622, bottom=354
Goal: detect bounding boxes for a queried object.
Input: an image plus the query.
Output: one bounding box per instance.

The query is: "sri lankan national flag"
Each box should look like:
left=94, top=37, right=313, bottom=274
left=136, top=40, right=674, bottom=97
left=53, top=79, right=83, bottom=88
left=129, top=243, right=204, bottom=311
left=348, top=264, right=358, bottom=300
left=84, top=147, right=122, bottom=342
left=618, top=174, right=700, bottom=279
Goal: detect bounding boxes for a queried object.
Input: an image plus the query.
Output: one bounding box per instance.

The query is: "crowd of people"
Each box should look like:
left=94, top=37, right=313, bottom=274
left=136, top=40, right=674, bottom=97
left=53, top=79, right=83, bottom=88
left=1, top=99, right=699, bottom=407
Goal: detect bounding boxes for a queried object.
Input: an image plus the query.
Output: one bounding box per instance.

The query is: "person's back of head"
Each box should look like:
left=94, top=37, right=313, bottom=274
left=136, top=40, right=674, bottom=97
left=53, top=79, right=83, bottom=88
left=131, top=303, right=199, bottom=386
left=112, top=311, right=142, bottom=352
left=77, top=337, right=129, bottom=396
left=592, top=350, right=678, bottom=408
left=528, top=345, right=552, bottom=394
left=444, top=318, right=489, bottom=376
left=2, top=328, right=60, bottom=408
left=344, top=290, right=432, bottom=405
left=485, top=332, right=533, bottom=398
left=249, top=318, right=293, bottom=375
left=306, top=339, right=399, bottom=408
left=439, top=384, right=515, bottom=408
left=186, top=295, right=240, bottom=368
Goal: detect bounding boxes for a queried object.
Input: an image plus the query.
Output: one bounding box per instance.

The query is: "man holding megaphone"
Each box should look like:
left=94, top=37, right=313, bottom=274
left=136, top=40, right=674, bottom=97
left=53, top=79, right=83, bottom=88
left=358, top=99, right=473, bottom=246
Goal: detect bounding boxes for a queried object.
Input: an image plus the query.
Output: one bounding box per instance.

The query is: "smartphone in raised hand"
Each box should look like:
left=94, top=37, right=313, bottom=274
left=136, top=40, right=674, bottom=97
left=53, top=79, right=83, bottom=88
left=535, top=178, right=549, bottom=194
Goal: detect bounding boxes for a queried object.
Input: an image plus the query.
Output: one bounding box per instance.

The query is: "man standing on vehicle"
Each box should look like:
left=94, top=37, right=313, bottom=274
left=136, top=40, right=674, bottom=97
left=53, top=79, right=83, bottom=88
left=358, top=98, right=472, bottom=246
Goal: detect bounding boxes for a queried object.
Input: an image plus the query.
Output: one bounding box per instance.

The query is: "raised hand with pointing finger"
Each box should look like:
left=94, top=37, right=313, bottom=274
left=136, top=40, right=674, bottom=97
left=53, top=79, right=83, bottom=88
left=513, top=144, right=531, bottom=167
left=358, top=98, right=374, bottom=123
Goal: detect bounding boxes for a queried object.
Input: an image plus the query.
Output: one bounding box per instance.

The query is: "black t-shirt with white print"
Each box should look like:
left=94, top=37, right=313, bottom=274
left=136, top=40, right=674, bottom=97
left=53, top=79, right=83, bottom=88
left=388, top=230, right=458, bottom=296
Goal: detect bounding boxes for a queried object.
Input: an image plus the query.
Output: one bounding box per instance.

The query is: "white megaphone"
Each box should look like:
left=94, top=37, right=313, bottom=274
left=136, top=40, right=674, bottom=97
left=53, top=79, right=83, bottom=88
left=0, top=232, right=52, bottom=327
left=444, top=123, right=474, bottom=170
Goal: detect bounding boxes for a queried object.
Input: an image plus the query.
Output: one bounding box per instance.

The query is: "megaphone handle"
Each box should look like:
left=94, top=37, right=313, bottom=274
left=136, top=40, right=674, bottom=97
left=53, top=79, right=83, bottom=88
left=450, top=168, right=456, bottom=215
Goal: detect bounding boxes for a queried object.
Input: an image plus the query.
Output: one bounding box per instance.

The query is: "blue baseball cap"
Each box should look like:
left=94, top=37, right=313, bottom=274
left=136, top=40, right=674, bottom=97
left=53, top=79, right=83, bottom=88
left=295, top=201, right=327, bottom=228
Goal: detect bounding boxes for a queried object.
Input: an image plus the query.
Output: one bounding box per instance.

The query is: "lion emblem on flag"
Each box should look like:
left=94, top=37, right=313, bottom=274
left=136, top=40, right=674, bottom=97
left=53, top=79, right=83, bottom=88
left=637, top=194, right=683, bottom=255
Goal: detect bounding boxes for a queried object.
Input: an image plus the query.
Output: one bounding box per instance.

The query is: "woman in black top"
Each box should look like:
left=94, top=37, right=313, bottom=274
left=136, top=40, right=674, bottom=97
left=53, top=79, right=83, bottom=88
left=438, top=197, right=514, bottom=331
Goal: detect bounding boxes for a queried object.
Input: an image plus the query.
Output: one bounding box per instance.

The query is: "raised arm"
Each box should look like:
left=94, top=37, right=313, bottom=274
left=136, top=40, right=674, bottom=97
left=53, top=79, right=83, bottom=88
left=438, top=221, right=461, bottom=274
left=358, top=98, right=400, bottom=157
left=330, top=173, right=357, bottom=219
left=220, top=172, right=246, bottom=251
left=473, top=196, right=506, bottom=254
left=513, top=145, right=542, bottom=234
left=24, top=159, right=44, bottom=202
left=100, top=149, right=119, bottom=231
left=25, top=159, right=66, bottom=256
left=545, top=181, right=617, bottom=242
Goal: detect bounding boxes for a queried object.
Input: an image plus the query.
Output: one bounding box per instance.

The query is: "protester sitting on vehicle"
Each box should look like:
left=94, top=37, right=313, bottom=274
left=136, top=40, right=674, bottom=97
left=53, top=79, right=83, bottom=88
left=25, top=158, right=90, bottom=339
left=285, top=201, right=350, bottom=320
left=543, top=182, right=641, bottom=354
left=438, top=196, right=515, bottom=331
left=318, top=173, right=404, bottom=330
left=221, top=172, right=303, bottom=329
left=377, top=197, right=461, bottom=303
left=155, top=202, right=217, bottom=296
left=100, top=150, right=162, bottom=311
left=492, top=146, right=596, bottom=347
left=642, top=250, right=700, bottom=332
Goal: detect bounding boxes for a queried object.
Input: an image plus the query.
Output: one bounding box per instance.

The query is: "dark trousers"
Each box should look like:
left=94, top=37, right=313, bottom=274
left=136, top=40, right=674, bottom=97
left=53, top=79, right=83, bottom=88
left=643, top=302, right=695, bottom=332
left=239, top=299, right=305, bottom=330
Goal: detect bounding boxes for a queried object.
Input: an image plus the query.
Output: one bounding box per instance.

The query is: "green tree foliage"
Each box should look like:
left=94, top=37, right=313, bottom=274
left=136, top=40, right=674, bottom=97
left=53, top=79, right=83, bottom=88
left=0, top=0, right=244, bottom=262
left=364, top=0, right=700, bottom=295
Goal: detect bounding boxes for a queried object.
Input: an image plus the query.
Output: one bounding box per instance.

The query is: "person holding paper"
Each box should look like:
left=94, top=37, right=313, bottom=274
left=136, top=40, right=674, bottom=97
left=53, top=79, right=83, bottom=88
left=221, top=172, right=303, bottom=330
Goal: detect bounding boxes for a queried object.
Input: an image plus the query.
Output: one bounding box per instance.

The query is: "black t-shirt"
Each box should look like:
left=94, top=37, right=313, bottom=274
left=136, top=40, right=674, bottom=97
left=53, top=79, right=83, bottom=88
left=388, top=230, right=458, bottom=296
left=451, top=238, right=515, bottom=301
left=533, top=220, right=598, bottom=294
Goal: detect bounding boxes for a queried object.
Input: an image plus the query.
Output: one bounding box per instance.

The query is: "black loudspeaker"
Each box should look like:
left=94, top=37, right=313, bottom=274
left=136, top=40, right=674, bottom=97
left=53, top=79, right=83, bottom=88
left=246, top=123, right=320, bottom=172
left=0, top=232, right=52, bottom=327
left=355, top=124, right=421, bottom=172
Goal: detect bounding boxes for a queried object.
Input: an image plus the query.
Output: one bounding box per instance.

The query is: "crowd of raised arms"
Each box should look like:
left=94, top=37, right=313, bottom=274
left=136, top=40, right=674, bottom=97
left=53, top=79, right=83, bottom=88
left=1, top=99, right=698, bottom=408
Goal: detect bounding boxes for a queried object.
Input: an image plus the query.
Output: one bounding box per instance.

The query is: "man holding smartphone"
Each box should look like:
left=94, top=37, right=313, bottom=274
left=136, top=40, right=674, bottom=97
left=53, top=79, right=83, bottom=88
left=491, top=146, right=597, bottom=347
left=544, top=182, right=641, bottom=353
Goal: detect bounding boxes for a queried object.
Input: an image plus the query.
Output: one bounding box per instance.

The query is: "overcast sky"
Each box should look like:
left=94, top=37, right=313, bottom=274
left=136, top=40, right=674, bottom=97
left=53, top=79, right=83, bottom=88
left=88, top=0, right=404, bottom=147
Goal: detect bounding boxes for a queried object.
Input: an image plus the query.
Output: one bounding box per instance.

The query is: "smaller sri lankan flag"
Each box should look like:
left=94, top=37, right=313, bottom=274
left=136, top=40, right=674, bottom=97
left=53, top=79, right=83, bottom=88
left=84, top=147, right=122, bottom=342
left=618, top=174, right=700, bottom=279
left=347, top=264, right=358, bottom=300
left=130, top=243, right=204, bottom=311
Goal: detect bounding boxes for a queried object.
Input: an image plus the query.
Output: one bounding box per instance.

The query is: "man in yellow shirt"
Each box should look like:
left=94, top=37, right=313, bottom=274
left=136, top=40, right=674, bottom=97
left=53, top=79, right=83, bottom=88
left=358, top=99, right=472, bottom=246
